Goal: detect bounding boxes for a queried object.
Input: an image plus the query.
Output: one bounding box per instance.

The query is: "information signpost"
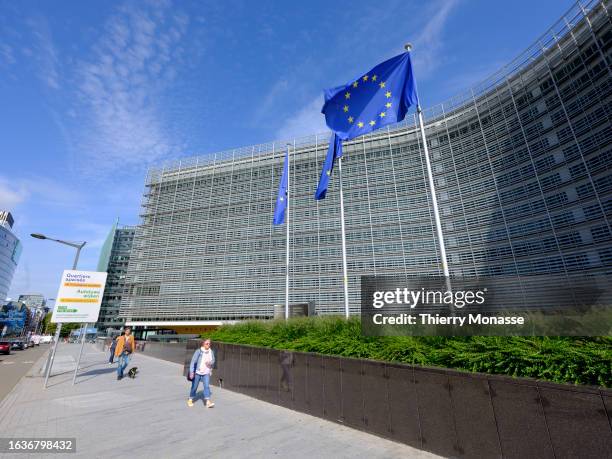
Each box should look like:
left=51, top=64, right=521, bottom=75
left=46, top=270, right=107, bottom=387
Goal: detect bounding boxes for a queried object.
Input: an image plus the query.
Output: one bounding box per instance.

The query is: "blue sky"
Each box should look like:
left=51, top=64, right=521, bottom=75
left=1, top=0, right=574, bottom=301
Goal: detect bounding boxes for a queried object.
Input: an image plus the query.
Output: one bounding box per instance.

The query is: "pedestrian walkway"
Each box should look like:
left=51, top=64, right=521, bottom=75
left=0, top=344, right=439, bottom=459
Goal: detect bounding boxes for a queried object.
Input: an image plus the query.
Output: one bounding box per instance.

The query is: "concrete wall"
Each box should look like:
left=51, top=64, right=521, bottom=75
left=126, top=338, right=611, bottom=457
left=195, top=341, right=612, bottom=459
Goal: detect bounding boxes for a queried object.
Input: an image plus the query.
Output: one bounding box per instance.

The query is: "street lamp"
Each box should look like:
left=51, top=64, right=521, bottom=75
left=31, top=233, right=86, bottom=388
left=30, top=234, right=86, bottom=268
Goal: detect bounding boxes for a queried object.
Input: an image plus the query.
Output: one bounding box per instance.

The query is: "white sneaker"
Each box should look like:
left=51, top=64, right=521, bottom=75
left=205, top=399, right=215, bottom=408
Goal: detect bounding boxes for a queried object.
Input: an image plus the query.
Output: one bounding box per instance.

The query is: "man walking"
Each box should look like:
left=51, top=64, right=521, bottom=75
left=115, top=327, right=135, bottom=380
left=108, top=331, right=123, bottom=364
left=188, top=338, right=215, bottom=408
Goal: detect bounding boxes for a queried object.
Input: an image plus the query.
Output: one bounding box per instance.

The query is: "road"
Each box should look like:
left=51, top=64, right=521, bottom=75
left=0, top=344, right=49, bottom=402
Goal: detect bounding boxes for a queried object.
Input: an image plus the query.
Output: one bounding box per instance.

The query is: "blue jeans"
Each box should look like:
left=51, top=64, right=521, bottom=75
left=117, top=351, right=131, bottom=377
left=189, top=373, right=211, bottom=400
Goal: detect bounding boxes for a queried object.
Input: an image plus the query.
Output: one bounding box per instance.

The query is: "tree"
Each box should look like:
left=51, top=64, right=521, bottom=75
left=42, top=314, right=82, bottom=337
left=42, top=313, right=53, bottom=334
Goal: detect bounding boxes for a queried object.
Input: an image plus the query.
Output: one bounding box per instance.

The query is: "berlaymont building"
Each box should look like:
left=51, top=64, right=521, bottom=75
left=120, top=0, right=611, bottom=334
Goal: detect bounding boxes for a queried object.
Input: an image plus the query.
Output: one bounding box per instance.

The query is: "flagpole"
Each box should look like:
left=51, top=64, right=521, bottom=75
left=417, top=106, right=450, bottom=278
left=285, top=144, right=291, bottom=320
left=337, top=156, right=350, bottom=318
left=408, top=44, right=451, bottom=289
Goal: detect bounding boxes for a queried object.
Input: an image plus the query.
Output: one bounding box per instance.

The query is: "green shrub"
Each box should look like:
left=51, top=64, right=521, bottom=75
left=209, top=316, right=612, bottom=387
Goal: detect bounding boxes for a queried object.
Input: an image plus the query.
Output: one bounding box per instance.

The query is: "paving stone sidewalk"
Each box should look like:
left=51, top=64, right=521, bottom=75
left=0, top=343, right=440, bottom=459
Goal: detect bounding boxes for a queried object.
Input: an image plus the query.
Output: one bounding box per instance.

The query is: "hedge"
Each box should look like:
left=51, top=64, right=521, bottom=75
left=208, top=316, right=612, bottom=387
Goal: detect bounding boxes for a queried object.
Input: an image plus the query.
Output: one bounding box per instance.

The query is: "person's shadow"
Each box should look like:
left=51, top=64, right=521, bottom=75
left=280, top=351, right=293, bottom=392
left=75, top=367, right=116, bottom=384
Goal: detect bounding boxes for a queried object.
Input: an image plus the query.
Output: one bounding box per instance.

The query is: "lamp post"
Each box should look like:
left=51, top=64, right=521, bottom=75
left=31, top=233, right=86, bottom=388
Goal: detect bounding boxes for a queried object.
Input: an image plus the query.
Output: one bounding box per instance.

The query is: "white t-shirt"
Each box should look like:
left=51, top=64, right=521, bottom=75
left=196, top=348, right=213, bottom=375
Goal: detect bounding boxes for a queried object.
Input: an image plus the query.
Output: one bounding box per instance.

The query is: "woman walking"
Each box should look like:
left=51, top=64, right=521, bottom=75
left=188, top=338, right=215, bottom=408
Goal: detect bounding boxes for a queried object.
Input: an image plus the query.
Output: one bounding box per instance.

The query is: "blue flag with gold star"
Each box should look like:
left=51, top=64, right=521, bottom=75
left=322, top=52, right=418, bottom=140
left=315, top=52, right=419, bottom=200
left=314, top=133, right=342, bottom=200
left=273, top=149, right=289, bottom=225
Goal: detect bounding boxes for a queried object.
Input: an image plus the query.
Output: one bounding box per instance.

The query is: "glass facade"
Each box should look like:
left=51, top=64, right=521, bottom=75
left=0, top=301, right=30, bottom=336
left=0, top=215, right=20, bottom=302
left=120, top=1, right=611, bottom=323
left=96, top=225, right=135, bottom=331
left=17, top=294, right=46, bottom=310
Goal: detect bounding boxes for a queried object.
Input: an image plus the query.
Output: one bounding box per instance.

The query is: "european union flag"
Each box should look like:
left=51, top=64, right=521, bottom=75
left=315, top=52, right=419, bottom=200
left=322, top=52, right=418, bottom=140
left=314, top=133, right=342, bottom=200
left=273, top=149, right=289, bottom=225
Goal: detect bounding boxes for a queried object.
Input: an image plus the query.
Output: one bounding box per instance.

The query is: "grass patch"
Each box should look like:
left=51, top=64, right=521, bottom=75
left=208, top=316, right=612, bottom=387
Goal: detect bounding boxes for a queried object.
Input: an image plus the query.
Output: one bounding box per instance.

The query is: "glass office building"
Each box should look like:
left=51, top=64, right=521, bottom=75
left=17, top=294, right=47, bottom=334
left=0, top=211, right=21, bottom=302
left=120, top=1, right=611, bottom=326
left=96, top=222, right=135, bottom=332
left=17, top=294, right=46, bottom=310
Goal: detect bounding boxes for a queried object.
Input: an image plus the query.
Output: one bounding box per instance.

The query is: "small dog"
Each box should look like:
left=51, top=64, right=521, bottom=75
left=127, top=367, right=138, bottom=378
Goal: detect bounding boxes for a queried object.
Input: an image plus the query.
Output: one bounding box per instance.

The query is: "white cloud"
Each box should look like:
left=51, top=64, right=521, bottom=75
left=409, top=0, right=459, bottom=80
left=71, top=1, right=190, bottom=176
left=25, top=15, right=60, bottom=89
left=0, top=178, right=28, bottom=210
left=252, top=79, right=290, bottom=125
left=0, top=175, right=83, bottom=214
left=275, top=96, right=328, bottom=141
left=0, top=43, right=16, bottom=66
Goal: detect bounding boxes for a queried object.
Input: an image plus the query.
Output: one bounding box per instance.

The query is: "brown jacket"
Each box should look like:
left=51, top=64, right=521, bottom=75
left=114, top=335, right=136, bottom=357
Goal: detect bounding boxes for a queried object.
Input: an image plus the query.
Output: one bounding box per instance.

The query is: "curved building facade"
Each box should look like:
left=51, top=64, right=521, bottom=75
left=0, top=212, right=21, bottom=302
left=121, top=0, right=611, bottom=325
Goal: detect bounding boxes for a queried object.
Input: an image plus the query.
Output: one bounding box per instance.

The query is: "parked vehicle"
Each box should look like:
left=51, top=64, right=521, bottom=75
left=39, top=335, right=53, bottom=344
left=10, top=340, right=25, bottom=351
left=0, top=341, right=10, bottom=355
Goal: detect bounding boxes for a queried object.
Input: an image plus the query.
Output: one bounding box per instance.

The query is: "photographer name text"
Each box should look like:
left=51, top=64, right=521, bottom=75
left=371, top=313, right=525, bottom=326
